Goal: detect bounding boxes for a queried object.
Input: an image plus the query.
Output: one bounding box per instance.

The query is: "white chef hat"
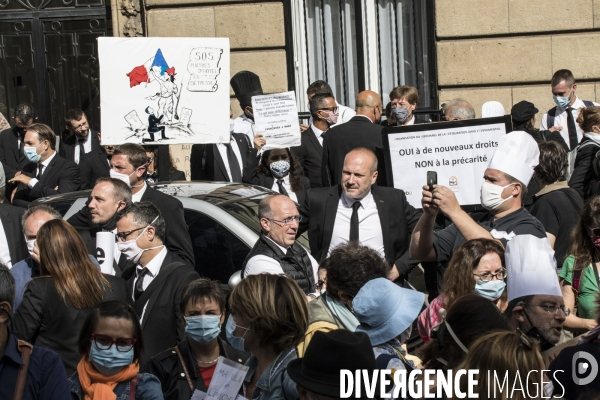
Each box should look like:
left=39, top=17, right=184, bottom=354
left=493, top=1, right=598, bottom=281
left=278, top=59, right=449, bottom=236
left=481, top=101, right=506, bottom=118
left=506, top=234, right=562, bottom=302
left=487, top=130, right=539, bottom=185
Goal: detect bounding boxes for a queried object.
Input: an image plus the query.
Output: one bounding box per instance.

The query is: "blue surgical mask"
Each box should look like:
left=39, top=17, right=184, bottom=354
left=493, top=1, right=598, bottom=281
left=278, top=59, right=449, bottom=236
left=225, top=315, right=251, bottom=352
left=23, top=143, right=43, bottom=163
left=89, top=342, right=134, bottom=376
left=185, top=315, right=222, bottom=346
left=553, top=90, right=572, bottom=108
left=474, top=279, right=506, bottom=301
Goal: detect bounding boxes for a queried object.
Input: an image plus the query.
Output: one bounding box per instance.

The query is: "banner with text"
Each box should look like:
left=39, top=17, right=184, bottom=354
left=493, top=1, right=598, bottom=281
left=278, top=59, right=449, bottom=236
left=252, top=91, right=301, bottom=150
left=383, top=117, right=511, bottom=209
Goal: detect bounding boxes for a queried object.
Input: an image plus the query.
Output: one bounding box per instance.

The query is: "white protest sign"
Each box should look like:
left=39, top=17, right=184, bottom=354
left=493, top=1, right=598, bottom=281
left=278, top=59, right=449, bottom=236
left=98, top=37, right=230, bottom=145
left=252, top=91, right=301, bottom=150
left=385, top=119, right=508, bottom=209
left=204, top=356, right=248, bottom=400
left=95, top=232, right=116, bottom=275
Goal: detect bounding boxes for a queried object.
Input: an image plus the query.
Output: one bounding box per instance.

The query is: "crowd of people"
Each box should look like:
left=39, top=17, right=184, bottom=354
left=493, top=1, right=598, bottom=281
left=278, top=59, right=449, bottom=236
left=1, top=67, right=600, bottom=400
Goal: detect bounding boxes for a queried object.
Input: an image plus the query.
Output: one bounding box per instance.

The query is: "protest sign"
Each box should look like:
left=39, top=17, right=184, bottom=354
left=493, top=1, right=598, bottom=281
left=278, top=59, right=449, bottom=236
left=96, top=232, right=116, bottom=275
left=383, top=116, right=511, bottom=209
left=541, top=335, right=584, bottom=367
left=98, top=37, right=230, bottom=145
left=252, top=91, right=301, bottom=150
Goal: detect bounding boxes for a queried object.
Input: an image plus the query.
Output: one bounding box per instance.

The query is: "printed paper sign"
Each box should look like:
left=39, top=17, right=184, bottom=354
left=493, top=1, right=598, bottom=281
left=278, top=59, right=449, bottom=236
left=98, top=37, right=230, bottom=145
left=205, top=357, right=248, bottom=400
left=384, top=117, right=510, bottom=209
left=252, top=91, right=301, bottom=150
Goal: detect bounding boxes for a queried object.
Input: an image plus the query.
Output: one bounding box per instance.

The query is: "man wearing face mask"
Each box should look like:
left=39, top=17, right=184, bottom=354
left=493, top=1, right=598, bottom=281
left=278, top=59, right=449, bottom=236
left=116, top=202, right=199, bottom=365
left=229, top=70, right=263, bottom=141
left=0, top=164, right=28, bottom=269
left=410, top=131, right=547, bottom=283
left=504, top=235, right=567, bottom=351
left=145, top=279, right=249, bottom=400
left=10, top=123, right=80, bottom=207
left=242, top=194, right=319, bottom=296
left=321, top=90, right=387, bottom=187
left=389, top=86, right=419, bottom=126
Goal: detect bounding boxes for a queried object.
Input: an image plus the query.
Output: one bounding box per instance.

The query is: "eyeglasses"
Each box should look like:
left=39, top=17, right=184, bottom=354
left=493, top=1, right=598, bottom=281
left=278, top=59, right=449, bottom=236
left=528, top=303, right=571, bottom=317
left=91, top=334, right=136, bottom=352
left=472, top=269, right=506, bottom=282
left=318, top=106, right=338, bottom=113
left=116, top=226, right=146, bottom=241
left=266, top=215, right=303, bottom=226
left=73, top=121, right=89, bottom=130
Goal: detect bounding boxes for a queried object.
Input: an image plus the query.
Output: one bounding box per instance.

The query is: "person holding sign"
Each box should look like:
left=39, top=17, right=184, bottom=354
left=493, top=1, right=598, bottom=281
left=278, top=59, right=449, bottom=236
left=228, top=274, right=309, bottom=400
left=410, top=131, right=546, bottom=271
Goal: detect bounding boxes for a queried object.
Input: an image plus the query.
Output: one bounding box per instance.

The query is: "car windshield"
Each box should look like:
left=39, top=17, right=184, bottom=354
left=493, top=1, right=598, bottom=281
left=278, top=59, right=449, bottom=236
left=218, top=196, right=311, bottom=250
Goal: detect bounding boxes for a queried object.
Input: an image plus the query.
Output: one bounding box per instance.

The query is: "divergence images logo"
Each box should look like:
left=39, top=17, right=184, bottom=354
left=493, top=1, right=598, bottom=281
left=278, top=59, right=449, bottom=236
left=572, top=351, right=599, bottom=385
left=449, top=176, right=458, bottom=186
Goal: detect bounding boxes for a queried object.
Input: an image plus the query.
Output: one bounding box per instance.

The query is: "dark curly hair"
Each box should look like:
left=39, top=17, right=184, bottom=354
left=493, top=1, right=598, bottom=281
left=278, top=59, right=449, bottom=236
left=534, top=141, right=567, bottom=184
left=257, top=148, right=305, bottom=193
left=325, top=243, right=390, bottom=301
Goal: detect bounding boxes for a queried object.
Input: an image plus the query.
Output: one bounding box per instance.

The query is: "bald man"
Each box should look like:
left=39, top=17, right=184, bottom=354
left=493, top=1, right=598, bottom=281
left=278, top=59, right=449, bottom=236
left=302, top=148, right=422, bottom=281
left=321, top=90, right=387, bottom=187
left=242, top=194, right=319, bottom=295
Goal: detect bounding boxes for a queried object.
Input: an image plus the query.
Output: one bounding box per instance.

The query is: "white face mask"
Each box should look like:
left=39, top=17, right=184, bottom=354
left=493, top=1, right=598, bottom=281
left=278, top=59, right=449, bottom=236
left=110, top=169, right=133, bottom=188
left=116, top=216, right=163, bottom=263
left=26, top=239, right=35, bottom=258
left=480, top=181, right=515, bottom=210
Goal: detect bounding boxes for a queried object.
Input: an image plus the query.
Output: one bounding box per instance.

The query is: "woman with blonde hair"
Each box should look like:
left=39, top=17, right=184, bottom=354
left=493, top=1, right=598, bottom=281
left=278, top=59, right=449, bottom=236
left=227, top=274, right=309, bottom=399
left=452, top=331, right=545, bottom=400
left=570, top=105, right=600, bottom=199
left=12, top=219, right=127, bottom=375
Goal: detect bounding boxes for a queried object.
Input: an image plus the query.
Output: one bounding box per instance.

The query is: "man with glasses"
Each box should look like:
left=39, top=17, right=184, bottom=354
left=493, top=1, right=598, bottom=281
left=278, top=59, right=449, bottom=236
left=115, top=201, right=199, bottom=364
left=61, top=109, right=99, bottom=165
left=242, top=194, right=318, bottom=296
left=504, top=234, right=567, bottom=350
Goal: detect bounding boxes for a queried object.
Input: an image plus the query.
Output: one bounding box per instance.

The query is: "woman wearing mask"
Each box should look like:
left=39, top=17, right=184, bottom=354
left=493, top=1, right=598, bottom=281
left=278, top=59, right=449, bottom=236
left=12, top=219, right=127, bottom=375
left=145, top=279, right=249, bottom=400
left=228, top=274, right=308, bottom=400
left=243, top=146, right=310, bottom=205
left=69, top=300, right=163, bottom=399
left=417, top=238, right=507, bottom=342
left=570, top=106, right=600, bottom=199
left=559, top=195, right=600, bottom=333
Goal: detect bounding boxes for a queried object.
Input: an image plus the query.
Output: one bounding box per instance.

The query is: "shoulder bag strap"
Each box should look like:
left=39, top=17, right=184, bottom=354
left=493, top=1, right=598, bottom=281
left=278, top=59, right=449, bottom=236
left=174, top=346, right=195, bottom=392
left=129, top=375, right=138, bottom=400
left=547, top=106, right=557, bottom=129
left=13, top=340, right=33, bottom=400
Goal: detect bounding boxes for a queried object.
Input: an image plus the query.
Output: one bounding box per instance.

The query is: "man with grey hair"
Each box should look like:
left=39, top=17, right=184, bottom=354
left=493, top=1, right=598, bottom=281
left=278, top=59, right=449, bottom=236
left=443, top=98, right=476, bottom=121
left=242, top=194, right=318, bottom=295
left=116, top=201, right=198, bottom=364
left=0, top=163, right=28, bottom=268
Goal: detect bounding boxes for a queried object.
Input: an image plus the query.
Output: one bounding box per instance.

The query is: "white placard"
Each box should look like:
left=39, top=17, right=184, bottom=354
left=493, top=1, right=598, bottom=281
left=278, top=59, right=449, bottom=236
left=386, top=121, right=507, bottom=209
left=95, top=232, right=116, bottom=275
left=204, top=356, right=248, bottom=400
left=252, top=91, right=301, bottom=150
left=99, top=37, right=230, bottom=145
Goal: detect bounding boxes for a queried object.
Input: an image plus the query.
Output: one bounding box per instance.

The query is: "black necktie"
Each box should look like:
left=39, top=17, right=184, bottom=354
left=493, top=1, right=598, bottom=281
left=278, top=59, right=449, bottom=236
left=224, top=143, right=242, bottom=182
left=566, top=107, right=579, bottom=150
left=37, top=163, right=44, bottom=178
left=349, top=201, right=361, bottom=242
left=277, top=179, right=289, bottom=197
left=78, top=138, right=85, bottom=161
left=134, top=267, right=149, bottom=301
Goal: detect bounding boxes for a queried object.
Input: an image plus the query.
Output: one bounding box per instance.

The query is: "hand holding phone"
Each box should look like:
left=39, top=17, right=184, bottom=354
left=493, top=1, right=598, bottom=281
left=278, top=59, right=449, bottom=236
left=427, top=171, right=437, bottom=192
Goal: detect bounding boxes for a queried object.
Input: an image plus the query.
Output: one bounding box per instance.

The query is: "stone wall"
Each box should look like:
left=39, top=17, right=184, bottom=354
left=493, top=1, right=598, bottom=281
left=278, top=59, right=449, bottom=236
left=436, top=0, right=600, bottom=120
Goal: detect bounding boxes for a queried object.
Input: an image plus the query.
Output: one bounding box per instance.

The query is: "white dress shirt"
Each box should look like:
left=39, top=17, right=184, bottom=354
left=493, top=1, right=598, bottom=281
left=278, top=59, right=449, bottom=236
left=244, top=236, right=319, bottom=285
left=270, top=175, right=298, bottom=203
left=131, top=181, right=148, bottom=203
left=540, top=97, right=600, bottom=149
left=216, top=136, right=244, bottom=182
left=28, top=151, right=57, bottom=188
left=132, top=246, right=168, bottom=321
left=74, top=130, right=93, bottom=164
left=310, top=124, right=325, bottom=147
left=0, top=219, right=12, bottom=268
left=328, top=190, right=385, bottom=258
left=232, top=114, right=256, bottom=141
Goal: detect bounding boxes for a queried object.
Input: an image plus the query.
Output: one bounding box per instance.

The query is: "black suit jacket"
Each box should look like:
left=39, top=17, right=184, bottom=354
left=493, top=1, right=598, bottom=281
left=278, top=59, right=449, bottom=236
left=0, top=126, right=32, bottom=180
left=301, top=185, right=422, bottom=276
left=189, top=133, right=252, bottom=181
left=12, top=274, right=127, bottom=375
left=79, top=149, right=111, bottom=190
left=291, top=127, right=323, bottom=188
left=61, top=129, right=101, bottom=163
left=569, top=137, right=600, bottom=199
left=321, top=116, right=386, bottom=187
left=13, top=153, right=80, bottom=207
left=123, top=251, right=200, bottom=364
left=0, top=203, right=28, bottom=265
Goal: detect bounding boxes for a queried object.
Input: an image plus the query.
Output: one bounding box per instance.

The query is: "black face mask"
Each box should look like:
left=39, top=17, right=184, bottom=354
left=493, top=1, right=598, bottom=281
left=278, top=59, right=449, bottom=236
left=521, top=308, right=554, bottom=351
left=100, top=213, right=118, bottom=232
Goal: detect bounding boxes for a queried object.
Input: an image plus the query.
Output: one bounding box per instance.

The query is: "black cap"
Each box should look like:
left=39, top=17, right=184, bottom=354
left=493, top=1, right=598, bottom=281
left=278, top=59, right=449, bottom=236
left=511, top=100, right=539, bottom=125
left=230, top=71, right=263, bottom=107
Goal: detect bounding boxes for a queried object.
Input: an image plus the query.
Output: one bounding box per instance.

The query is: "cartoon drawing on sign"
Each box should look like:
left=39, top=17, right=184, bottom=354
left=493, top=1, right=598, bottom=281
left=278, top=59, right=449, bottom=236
left=122, top=46, right=224, bottom=143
